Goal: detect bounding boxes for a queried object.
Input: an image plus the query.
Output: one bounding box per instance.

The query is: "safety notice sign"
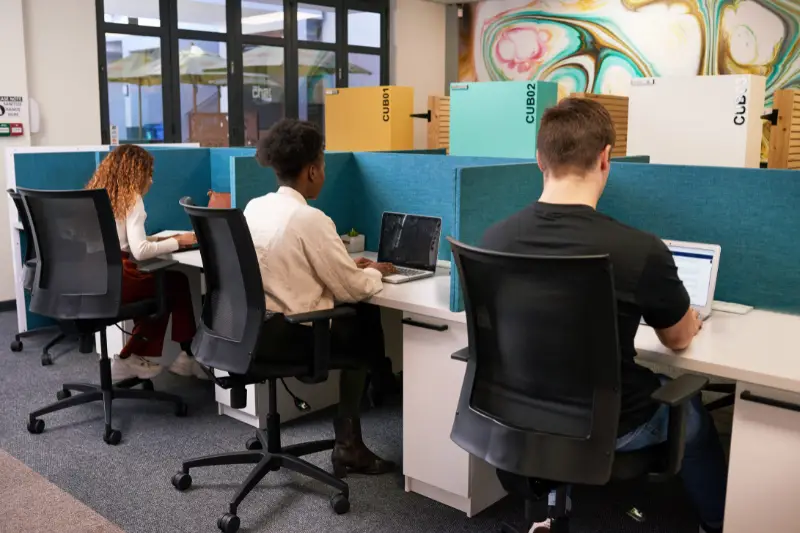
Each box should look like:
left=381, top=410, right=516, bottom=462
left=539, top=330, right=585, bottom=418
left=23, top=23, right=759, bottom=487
left=0, top=96, right=24, bottom=119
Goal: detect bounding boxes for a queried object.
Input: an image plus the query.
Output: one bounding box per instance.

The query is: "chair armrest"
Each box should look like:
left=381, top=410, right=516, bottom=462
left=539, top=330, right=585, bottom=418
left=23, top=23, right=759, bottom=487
left=284, top=306, right=356, bottom=384
left=136, top=259, right=178, bottom=273
left=283, top=306, right=356, bottom=324
left=451, top=347, right=469, bottom=362
left=650, top=374, right=708, bottom=406
left=648, top=374, right=708, bottom=483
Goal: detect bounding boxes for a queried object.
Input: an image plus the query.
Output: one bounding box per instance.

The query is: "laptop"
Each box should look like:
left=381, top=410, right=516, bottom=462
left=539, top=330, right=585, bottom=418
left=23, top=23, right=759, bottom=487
left=377, top=212, right=442, bottom=284
left=664, top=240, right=722, bottom=321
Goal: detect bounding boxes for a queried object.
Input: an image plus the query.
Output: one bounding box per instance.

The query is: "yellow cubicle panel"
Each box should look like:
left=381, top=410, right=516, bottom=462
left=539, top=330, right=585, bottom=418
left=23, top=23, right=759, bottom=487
left=324, top=86, right=414, bottom=151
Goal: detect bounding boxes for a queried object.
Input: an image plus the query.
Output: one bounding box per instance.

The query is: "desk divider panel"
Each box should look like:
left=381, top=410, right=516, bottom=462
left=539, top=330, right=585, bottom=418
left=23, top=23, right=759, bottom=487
left=144, top=148, right=210, bottom=233
left=210, top=147, right=256, bottom=193
left=613, top=155, right=650, bottom=163
left=451, top=161, right=800, bottom=314
left=352, top=153, right=527, bottom=259
left=230, top=152, right=360, bottom=233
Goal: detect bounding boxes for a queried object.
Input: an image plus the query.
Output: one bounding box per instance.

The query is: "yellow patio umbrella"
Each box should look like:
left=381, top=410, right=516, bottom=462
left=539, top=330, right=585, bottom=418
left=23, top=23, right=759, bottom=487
left=106, top=47, right=162, bottom=140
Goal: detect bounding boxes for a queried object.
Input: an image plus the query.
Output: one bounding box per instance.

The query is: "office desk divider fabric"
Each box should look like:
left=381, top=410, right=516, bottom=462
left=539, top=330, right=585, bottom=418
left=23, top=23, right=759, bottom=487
left=230, top=152, right=529, bottom=262
left=209, top=147, right=256, bottom=193
left=450, top=161, right=800, bottom=314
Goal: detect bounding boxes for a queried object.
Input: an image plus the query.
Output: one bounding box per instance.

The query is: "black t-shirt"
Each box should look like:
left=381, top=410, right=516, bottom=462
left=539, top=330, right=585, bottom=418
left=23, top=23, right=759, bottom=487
left=481, top=202, right=690, bottom=436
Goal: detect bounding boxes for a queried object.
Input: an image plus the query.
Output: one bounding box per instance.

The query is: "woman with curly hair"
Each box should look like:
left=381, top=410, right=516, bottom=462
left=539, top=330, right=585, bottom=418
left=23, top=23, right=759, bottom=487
left=87, top=145, right=205, bottom=381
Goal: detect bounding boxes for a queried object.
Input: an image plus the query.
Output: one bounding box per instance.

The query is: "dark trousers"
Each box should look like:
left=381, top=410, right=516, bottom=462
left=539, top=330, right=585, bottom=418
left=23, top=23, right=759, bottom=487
left=119, top=255, right=196, bottom=359
left=259, top=303, right=386, bottom=416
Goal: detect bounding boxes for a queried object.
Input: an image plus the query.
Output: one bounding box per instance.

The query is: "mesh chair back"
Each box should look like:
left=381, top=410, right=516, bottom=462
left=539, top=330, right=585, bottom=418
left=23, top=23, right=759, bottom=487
left=181, top=198, right=266, bottom=375
left=18, top=188, right=123, bottom=320
left=448, top=238, right=622, bottom=485
left=8, top=189, right=36, bottom=291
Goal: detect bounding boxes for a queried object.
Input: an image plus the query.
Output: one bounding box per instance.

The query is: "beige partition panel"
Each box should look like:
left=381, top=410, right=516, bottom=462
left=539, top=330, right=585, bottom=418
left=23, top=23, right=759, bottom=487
left=768, top=89, right=800, bottom=170
left=427, top=95, right=450, bottom=152
left=572, top=93, right=629, bottom=157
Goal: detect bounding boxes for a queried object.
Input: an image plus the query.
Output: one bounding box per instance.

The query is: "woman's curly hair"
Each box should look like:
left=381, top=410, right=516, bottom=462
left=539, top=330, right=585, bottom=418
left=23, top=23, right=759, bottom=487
left=86, top=145, right=154, bottom=220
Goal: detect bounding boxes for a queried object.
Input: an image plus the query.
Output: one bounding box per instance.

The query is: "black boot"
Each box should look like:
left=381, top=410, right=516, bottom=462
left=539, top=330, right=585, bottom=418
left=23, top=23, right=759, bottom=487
left=331, top=417, right=395, bottom=478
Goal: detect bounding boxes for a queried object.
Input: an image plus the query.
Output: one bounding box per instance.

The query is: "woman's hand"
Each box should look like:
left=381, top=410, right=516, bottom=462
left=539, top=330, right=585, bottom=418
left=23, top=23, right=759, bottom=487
left=354, top=257, right=374, bottom=269
left=174, top=232, right=197, bottom=248
left=371, top=262, right=397, bottom=276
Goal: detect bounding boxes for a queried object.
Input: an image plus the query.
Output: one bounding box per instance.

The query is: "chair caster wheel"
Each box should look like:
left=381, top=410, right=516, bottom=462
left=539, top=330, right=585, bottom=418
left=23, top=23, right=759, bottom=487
left=217, top=513, right=240, bottom=533
left=141, top=380, right=154, bottom=391
left=245, top=437, right=262, bottom=450
left=27, top=418, right=45, bottom=434
left=41, top=353, right=53, bottom=366
left=330, top=493, right=350, bottom=514
left=103, top=429, right=122, bottom=445
left=10, top=340, right=22, bottom=352
left=171, top=472, right=192, bottom=491
left=175, top=403, right=188, bottom=417
left=56, top=389, right=71, bottom=401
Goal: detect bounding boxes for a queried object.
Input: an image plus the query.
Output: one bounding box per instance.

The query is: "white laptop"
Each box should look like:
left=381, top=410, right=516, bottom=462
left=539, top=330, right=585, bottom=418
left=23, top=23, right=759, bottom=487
left=664, top=240, right=722, bottom=320
left=378, top=212, right=442, bottom=284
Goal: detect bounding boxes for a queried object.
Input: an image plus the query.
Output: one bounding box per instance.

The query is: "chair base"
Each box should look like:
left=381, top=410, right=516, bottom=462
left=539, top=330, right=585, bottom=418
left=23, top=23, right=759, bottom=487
left=26, top=332, right=187, bottom=445
left=11, top=326, right=69, bottom=366
left=173, top=379, right=349, bottom=533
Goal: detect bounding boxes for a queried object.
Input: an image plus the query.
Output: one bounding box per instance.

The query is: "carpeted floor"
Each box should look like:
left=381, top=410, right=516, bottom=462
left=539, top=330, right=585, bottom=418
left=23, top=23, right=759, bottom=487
left=0, top=310, right=723, bottom=533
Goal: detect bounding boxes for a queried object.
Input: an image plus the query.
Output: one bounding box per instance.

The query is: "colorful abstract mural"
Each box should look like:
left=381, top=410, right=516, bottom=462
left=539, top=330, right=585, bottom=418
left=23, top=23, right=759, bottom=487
left=459, top=0, right=800, bottom=158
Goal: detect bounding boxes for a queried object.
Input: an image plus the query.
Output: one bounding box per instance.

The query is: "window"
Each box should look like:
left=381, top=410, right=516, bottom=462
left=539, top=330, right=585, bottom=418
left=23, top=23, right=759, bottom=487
left=105, top=34, right=164, bottom=143
left=97, top=0, right=389, bottom=145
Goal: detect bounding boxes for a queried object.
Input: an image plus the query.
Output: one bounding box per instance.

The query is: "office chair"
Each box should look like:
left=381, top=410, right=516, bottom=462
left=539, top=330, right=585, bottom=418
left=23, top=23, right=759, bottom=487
left=7, top=189, right=74, bottom=365
left=171, top=198, right=352, bottom=533
left=447, top=238, right=708, bottom=533
left=19, top=188, right=187, bottom=445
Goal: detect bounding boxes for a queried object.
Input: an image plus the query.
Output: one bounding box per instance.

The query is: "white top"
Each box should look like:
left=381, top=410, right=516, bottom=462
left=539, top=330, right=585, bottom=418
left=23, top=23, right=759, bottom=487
left=117, top=196, right=179, bottom=261
left=243, top=186, right=383, bottom=315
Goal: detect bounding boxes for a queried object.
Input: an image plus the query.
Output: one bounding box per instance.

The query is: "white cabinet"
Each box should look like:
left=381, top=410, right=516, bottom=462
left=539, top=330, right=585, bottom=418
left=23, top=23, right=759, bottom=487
left=402, top=312, right=505, bottom=516
left=725, top=382, right=800, bottom=533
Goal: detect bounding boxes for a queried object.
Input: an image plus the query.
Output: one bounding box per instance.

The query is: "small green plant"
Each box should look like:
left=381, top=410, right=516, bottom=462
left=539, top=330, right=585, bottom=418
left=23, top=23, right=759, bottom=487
left=347, top=228, right=359, bottom=237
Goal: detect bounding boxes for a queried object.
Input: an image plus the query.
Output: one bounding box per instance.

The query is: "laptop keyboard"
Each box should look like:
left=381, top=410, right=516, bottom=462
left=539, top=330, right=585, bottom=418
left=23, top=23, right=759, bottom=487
left=395, top=266, right=427, bottom=277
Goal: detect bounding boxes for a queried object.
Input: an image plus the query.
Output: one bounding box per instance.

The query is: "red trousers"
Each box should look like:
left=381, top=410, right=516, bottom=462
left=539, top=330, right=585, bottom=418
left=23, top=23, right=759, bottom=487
left=120, top=255, right=196, bottom=358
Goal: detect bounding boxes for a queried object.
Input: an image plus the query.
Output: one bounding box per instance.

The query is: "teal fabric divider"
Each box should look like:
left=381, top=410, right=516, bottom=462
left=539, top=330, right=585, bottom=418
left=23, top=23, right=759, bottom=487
left=14, top=151, right=98, bottom=190
left=451, top=162, right=543, bottom=311
left=451, top=162, right=800, bottom=314
left=352, top=153, right=527, bottom=259
left=231, top=152, right=360, bottom=233
left=145, top=148, right=210, bottom=232
left=210, top=147, right=255, bottom=192
left=612, top=155, right=650, bottom=163
left=385, top=149, right=447, bottom=155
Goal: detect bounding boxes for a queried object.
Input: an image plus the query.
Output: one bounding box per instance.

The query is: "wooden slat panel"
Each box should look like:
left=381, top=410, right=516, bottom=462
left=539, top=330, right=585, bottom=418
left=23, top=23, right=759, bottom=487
left=427, top=95, right=451, bottom=150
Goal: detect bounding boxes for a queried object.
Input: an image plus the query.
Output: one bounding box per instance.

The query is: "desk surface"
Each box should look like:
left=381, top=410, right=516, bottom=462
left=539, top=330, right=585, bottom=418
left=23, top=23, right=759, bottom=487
left=160, top=240, right=800, bottom=393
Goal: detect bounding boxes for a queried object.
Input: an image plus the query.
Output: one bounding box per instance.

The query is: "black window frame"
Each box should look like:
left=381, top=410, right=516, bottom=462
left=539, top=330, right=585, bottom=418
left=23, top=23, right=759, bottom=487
left=96, top=0, right=390, bottom=146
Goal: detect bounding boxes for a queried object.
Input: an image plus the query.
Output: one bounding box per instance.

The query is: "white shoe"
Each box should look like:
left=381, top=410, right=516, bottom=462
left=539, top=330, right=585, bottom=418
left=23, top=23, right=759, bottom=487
left=169, top=351, right=210, bottom=380
left=111, top=355, right=163, bottom=381
left=529, top=519, right=551, bottom=533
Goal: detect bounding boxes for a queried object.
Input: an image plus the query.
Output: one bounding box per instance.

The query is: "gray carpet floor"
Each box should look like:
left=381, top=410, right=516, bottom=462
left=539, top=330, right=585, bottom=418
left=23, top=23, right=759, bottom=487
left=0, top=310, right=710, bottom=533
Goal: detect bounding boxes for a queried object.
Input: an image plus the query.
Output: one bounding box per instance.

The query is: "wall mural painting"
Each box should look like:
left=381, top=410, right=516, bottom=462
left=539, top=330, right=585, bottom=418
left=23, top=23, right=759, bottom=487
left=459, top=0, right=800, bottom=160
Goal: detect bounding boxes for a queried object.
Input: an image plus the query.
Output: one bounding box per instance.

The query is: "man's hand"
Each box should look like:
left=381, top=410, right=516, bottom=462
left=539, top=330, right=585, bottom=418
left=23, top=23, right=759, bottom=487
left=371, top=262, right=397, bottom=276
left=691, top=309, right=703, bottom=336
left=354, top=257, right=374, bottom=269
left=174, top=232, right=197, bottom=248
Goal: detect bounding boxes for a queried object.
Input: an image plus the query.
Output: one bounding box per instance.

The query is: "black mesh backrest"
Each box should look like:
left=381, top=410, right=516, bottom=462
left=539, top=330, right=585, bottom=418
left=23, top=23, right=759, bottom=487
left=18, top=188, right=123, bottom=320
left=9, top=189, right=36, bottom=291
left=181, top=198, right=266, bottom=375
left=448, top=238, right=622, bottom=486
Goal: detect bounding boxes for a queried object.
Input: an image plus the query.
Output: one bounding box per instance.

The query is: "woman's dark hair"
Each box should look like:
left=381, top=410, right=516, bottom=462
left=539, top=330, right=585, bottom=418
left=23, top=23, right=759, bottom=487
left=255, top=119, right=324, bottom=181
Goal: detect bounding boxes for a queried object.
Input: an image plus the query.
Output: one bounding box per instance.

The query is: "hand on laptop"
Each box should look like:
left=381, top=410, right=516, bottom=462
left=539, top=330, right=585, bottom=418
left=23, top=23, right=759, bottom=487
left=691, top=309, right=703, bottom=335
left=372, top=262, right=397, bottom=276
left=354, top=257, right=374, bottom=269
left=175, top=232, right=197, bottom=248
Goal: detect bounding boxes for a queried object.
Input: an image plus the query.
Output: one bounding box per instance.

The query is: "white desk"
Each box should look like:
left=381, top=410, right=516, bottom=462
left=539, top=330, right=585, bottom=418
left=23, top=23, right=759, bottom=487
left=161, top=247, right=800, bottom=529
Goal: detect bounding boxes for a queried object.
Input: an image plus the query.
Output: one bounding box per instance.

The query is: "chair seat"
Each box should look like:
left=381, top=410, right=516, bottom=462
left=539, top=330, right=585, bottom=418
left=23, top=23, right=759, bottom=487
left=118, top=299, right=159, bottom=322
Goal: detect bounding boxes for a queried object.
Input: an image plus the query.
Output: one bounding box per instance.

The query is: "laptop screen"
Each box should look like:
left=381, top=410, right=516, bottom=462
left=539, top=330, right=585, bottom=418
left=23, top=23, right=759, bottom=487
left=377, top=213, right=442, bottom=271
left=668, top=245, right=716, bottom=307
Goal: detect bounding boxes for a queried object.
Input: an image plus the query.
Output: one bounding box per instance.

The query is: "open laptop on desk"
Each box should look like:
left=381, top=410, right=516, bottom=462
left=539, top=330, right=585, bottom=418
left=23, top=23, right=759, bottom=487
left=666, top=240, right=722, bottom=321
left=378, top=212, right=442, bottom=284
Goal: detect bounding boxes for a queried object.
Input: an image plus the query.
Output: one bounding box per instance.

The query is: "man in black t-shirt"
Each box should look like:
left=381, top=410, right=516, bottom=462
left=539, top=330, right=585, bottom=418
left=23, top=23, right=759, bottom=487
left=481, top=98, right=727, bottom=533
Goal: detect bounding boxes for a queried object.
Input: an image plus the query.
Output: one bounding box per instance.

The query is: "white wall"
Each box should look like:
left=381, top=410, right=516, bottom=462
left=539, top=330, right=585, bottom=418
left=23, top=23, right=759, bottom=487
left=0, top=0, right=31, bottom=302
left=23, top=0, right=102, bottom=148
left=390, top=0, right=446, bottom=149
left=0, top=0, right=101, bottom=302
